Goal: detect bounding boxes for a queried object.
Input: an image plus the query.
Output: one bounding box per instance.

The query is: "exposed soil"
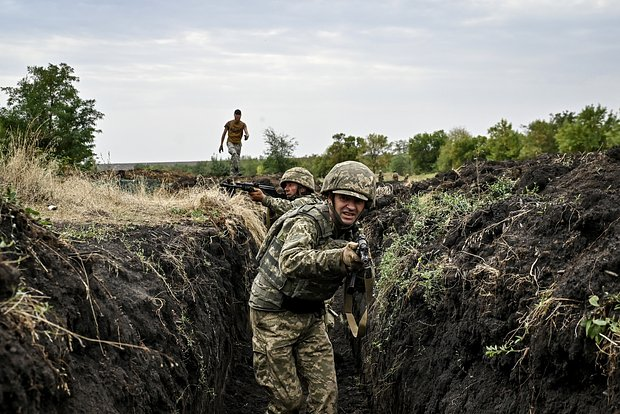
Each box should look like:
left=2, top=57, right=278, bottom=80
left=361, top=148, right=620, bottom=413
left=1, top=148, right=619, bottom=413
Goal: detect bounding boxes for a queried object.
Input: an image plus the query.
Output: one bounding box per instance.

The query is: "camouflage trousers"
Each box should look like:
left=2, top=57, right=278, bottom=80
left=227, top=141, right=242, bottom=175
left=250, top=308, right=338, bottom=414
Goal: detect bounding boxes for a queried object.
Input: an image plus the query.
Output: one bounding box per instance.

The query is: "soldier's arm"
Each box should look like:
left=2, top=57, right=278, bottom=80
left=262, top=196, right=293, bottom=218
left=279, top=217, right=347, bottom=281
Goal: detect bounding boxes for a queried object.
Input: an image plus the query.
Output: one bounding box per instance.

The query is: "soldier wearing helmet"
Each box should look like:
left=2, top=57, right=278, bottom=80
left=248, top=167, right=323, bottom=219
left=249, top=160, right=376, bottom=414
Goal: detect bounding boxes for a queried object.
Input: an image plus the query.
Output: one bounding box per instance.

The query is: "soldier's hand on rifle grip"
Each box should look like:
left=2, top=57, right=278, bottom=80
left=342, top=242, right=363, bottom=271
left=248, top=188, right=265, bottom=202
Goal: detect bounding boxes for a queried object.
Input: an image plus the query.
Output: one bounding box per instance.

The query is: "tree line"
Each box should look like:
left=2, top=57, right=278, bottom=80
left=220, top=105, right=619, bottom=178
left=2, top=63, right=619, bottom=177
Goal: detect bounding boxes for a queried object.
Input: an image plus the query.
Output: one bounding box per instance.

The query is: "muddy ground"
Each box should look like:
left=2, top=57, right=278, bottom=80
left=1, top=149, right=619, bottom=413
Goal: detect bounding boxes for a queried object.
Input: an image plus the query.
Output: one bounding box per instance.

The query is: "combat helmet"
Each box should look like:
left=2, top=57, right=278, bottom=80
left=321, top=161, right=376, bottom=203
left=280, top=167, right=315, bottom=192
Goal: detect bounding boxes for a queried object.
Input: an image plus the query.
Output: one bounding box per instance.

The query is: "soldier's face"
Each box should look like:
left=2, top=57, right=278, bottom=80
left=332, top=194, right=365, bottom=226
left=283, top=182, right=299, bottom=198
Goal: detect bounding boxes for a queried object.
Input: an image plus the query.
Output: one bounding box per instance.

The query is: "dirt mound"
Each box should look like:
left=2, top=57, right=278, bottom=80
left=0, top=202, right=260, bottom=413
left=361, top=149, right=620, bottom=413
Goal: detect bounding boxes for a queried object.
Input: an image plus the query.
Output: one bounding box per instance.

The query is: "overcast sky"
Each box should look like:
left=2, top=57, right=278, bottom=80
left=1, top=0, right=619, bottom=163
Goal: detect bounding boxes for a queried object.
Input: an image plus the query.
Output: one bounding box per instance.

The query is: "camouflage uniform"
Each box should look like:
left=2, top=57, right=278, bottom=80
left=249, top=161, right=376, bottom=414
left=261, top=167, right=322, bottom=219
left=262, top=192, right=323, bottom=219
left=226, top=141, right=242, bottom=175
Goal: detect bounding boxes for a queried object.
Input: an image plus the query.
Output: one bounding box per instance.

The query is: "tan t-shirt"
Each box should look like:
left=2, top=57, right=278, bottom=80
left=224, top=120, right=246, bottom=144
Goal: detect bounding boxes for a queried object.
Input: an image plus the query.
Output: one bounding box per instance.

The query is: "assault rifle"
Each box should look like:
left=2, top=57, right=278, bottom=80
left=344, top=232, right=375, bottom=338
left=219, top=181, right=287, bottom=199
left=347, top=233, right=372, bottom=294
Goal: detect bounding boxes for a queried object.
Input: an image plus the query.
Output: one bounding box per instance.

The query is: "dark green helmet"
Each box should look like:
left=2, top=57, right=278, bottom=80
left=320, top=161, right=376, bottom=202
left=280, top=167, right=315, bottom=192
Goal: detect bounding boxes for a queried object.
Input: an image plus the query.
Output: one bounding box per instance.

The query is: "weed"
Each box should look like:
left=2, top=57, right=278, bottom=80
left=583, top=294, right=620, bottom=348
left=486, top=177, right=516, bottom=200
left=484, top=344, right=520, bottom=358
left=60, top=224, right=112, bottom=242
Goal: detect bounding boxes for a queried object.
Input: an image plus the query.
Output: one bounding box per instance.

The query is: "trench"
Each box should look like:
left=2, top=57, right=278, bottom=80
left=219, top=247, right=373, bottom=414
left=4, top=150, right=620, bottom=414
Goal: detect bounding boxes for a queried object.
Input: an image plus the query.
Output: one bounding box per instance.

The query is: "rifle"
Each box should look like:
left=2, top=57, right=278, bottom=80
left=219, top=181, right=287, bottom=199
left=344, top=232, right=375, bottom=338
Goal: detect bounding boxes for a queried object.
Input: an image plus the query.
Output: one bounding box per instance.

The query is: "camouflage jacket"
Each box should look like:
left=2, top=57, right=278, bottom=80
left=249, top=202, right=357, bottom=311
left=261, top=192, right=323, bottom=219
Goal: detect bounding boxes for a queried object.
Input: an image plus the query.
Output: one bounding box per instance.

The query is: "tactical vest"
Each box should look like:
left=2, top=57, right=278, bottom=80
left=250, top=203, right=352, bottom=311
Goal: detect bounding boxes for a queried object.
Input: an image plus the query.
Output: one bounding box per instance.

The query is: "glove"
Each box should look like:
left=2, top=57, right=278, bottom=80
left=342, top=242, right=362, bottom=270
left=218, top=145, right=223, bottom=153
left=244, top=134, right=249, bottom=141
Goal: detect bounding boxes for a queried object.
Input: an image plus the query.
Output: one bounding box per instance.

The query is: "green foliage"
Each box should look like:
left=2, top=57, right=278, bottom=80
left=2, top=187, right=18, bottom=204
left=208, top=156, right=230, bottom=177
left=317, top=133, right=367, bottom=176
left=362, top=133, right=391, bottom=173
left=0, top=63, right=104, bottom=166
left=188, top=161, right=211, bottom=176
left=484, top=344, right=519, bottom=358
left=436, top=128, right=487, bottom=171
left=486, top=177, right=516, bottom=200
left=377, top=192, right=479, bottom=309
left=295, top=155, right=324, bottom=179
left=485, top=119, right=523, bottom=161
left=582, top=294, right=620, bottom=346
left=555, top=105, right=620, bottom=152
left=408, top=130, right=447, bottom=173
left=389, top=153, right=411, bottom=175
left=262, top=127, right=297, bottom=173
left=519, top=118, right=560, bottom=158
left=239, top=156, right=263, bottom=176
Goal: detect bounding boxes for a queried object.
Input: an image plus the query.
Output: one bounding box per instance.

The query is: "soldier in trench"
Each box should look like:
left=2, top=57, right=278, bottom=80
left=249, top=160, right=376, bottom=414
left=248, top=167, right=337, bottom=329
left=248, top=167, right=323, bottom=219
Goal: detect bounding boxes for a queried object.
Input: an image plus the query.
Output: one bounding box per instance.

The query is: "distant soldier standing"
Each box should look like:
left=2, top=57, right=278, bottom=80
left=219, top=109, right=249, bottom=176
left=249, top=161, right=376, bottom=414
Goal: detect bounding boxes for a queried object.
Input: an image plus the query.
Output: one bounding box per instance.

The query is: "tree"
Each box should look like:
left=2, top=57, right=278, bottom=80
left=555, top=105, right=619, bottom=153
left=389, top=154, right=411, bottom=175
left=0, top=63, right=104, bottom=166
left=436, top=127, right=487, bottom=171
left=519, top=119, right=559, bottom=158
left=485, top=119, right=523, bottom=161
left=408, top=130, right=447, bottom=173
left=262, top=127, right=297, bottom=173
left=362, top=133, right=391, bottom=173
left=318, top=133, right=367, bottom=176
left=388, top=139, right=411, bottom=175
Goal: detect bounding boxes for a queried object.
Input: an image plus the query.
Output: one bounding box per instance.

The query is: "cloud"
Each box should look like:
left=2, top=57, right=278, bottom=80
left=1, top=0, right=619, bottom=162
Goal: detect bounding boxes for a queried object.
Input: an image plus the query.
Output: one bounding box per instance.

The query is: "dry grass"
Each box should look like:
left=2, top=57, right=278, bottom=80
left=0, top=130, right=59, bottom=203
left=0, top=137, right=267, bottom=246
